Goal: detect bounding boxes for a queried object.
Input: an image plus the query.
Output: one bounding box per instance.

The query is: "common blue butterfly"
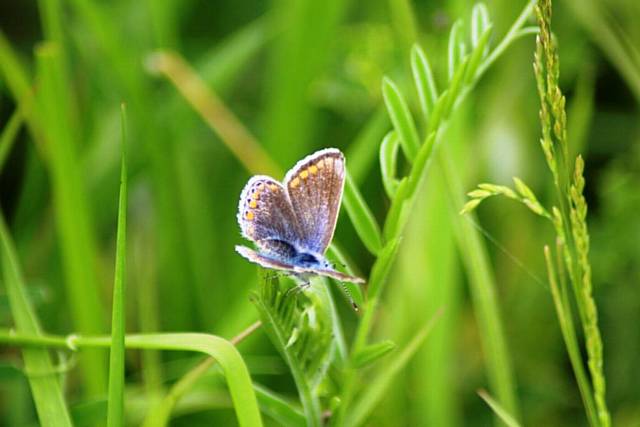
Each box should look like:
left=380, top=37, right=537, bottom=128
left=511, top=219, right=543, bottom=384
left=235, top=148, right=365, bottom=284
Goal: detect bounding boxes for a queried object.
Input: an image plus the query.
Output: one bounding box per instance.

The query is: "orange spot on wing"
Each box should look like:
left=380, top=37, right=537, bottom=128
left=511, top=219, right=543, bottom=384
left=249, top=200, right=257, bottom=208
left=290, top=177, right=300, bottom=188
left=245, top=211, right=254, bottom=220
left=269, top=184, right=278, bottom=191
left=309, top=165, right=318, bottom=174
left=316, top=159, right=325, bottom=169
left=300, top=170, right=309, bottom=179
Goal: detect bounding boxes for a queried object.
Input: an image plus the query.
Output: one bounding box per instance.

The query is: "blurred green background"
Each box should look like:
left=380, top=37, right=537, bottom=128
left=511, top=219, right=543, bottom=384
left=1, top=0, right=639, bottom=425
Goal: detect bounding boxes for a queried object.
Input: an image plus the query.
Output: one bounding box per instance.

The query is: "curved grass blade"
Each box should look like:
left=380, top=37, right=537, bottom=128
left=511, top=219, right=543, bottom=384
left=0, top=214, right=72, bottom=426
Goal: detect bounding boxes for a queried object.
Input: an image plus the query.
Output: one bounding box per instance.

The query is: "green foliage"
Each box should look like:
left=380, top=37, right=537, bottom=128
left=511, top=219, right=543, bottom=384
left=251, top=274, right=334, bottom=427
left=463, top=0, right=611, bottom=425
left=0, top=0, right=636, bottom=425
left=0, top=215, right=72, bottom=426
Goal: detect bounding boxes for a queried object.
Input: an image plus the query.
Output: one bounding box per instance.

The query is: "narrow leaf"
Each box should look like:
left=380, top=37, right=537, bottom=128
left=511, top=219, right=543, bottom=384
left=411, top=45, right=438, bottom=120
left=352, top=340, right=396, bottom=368
left=379, top=131, right=401, bottom=198
left=0, top=214, right=72, bottom=426
left=478, top=389, right=522, bottom=427
left=471, top=3, right=491, bottom=47
left=347, top=312, right=442, bottom=427
left=343, top=172, right=383, bottom=255
left=107, top=104, right=128, bottom=427
left=382, top=77, right=420, bottom=160
left=448, top=20, right=463, bottom=81
left=0, top=108, right=23, bottom=173
left=464, top=27, right=493, bottom=84
left=254, top=384, right=305, bottom=427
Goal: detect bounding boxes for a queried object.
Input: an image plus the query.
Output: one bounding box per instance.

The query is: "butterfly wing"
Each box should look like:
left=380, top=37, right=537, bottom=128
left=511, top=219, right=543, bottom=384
left=237, top=246, right=365, bottom=283
left=235, top=245, right=298, bottom=272
left=237, top=175, right=303, bottom=254
left=303, top=266, right=365, bottom=283
left=284, top=148, right=345, bottom=254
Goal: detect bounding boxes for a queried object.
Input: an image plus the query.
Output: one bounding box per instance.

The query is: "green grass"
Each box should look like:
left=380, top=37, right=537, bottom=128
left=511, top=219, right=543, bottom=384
left=0, top=0, right=637, bottom=425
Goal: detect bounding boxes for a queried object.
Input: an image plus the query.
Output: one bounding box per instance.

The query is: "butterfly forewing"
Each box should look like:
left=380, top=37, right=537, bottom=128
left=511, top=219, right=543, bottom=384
left=237, top=176, right=302, bottom=254
left=284, top=149, right=345, bottom=254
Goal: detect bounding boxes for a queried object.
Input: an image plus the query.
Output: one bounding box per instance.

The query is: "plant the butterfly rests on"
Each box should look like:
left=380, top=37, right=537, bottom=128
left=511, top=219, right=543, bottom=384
left=236, top=148, right=365, bottom=286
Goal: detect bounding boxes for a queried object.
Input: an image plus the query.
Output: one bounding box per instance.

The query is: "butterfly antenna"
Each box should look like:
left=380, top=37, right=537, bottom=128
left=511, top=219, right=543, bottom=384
left=339, top=282, right=359, bottom=312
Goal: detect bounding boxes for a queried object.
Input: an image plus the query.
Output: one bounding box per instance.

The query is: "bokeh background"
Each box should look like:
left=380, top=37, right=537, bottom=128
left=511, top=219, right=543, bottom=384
left=1, top=0, right=639, bottom=425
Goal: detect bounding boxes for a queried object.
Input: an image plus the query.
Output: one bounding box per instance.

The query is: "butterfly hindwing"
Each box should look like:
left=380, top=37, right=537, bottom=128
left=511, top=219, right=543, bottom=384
left=237, top=176, right=302, bottom=253
left=303, top=266, right=366, bottom=284
left=284, top=148, right=345, bottom=254
left=235, top=245, right=298, bottom=272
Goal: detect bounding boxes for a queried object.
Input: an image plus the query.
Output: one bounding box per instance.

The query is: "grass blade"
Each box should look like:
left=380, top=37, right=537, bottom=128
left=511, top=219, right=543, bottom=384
left=107, top=104, right=128, bottom=427
left=0, top=214, right=72, bottom=426
left=36, top=42, right=107, bottom=396
left=346, top=311, right=442, bottom=427
left=0, top=108, right=23, bottom=173
left=440, top=145, right=519, bottom=418
left=477, top=389, right=522, bottom=427
left=342, top=172, right=383, bottom=255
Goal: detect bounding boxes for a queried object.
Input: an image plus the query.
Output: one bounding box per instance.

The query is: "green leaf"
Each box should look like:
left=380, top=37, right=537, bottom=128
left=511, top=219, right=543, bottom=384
left=478, top=389, right=522, bottom=427
left=251, top=274, right=334, bottom=427
left=107, top=104, right=128, bottom=427
left=343, top=171, right=383, bottom=255
left=0, top=108, right=23, bottom=173
left=254, top=383, right=306, bottom=427
left=411, top=45, right=438, bottom=120
left=365, top=238, right=401, bottom=303
left=379, top=131, right=401, bottom=198
left=426, top=90, right=448, bottom=135
left=443, top=56, right=470, bottom=117
left=382, top=76, right=420, bottom=160
left=448, top=20, right=463, bottom=81
left=346, top=313, right=442, bottom=427
left=352, top=340, right=396, bottom=368
left=464, top=26, right=493, bottom=84
left=471, top=3, right=491, bottom=47
left=0, top=214, right=73, bottom=426
left=381, top=177, right=410, bottom=242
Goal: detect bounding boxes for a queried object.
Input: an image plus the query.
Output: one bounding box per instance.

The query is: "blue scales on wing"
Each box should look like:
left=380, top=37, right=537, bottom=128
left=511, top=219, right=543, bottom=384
left=236, top=176, right=302, bottom=260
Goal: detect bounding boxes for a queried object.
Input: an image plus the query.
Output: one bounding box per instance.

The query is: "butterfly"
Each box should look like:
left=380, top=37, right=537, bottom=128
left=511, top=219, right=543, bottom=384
left=236, top=148, right=365, bottom=285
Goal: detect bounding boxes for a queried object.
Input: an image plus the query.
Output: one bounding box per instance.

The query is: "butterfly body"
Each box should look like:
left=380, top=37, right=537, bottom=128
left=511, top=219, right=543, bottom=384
left=236, top=148, right=364, bottom=284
